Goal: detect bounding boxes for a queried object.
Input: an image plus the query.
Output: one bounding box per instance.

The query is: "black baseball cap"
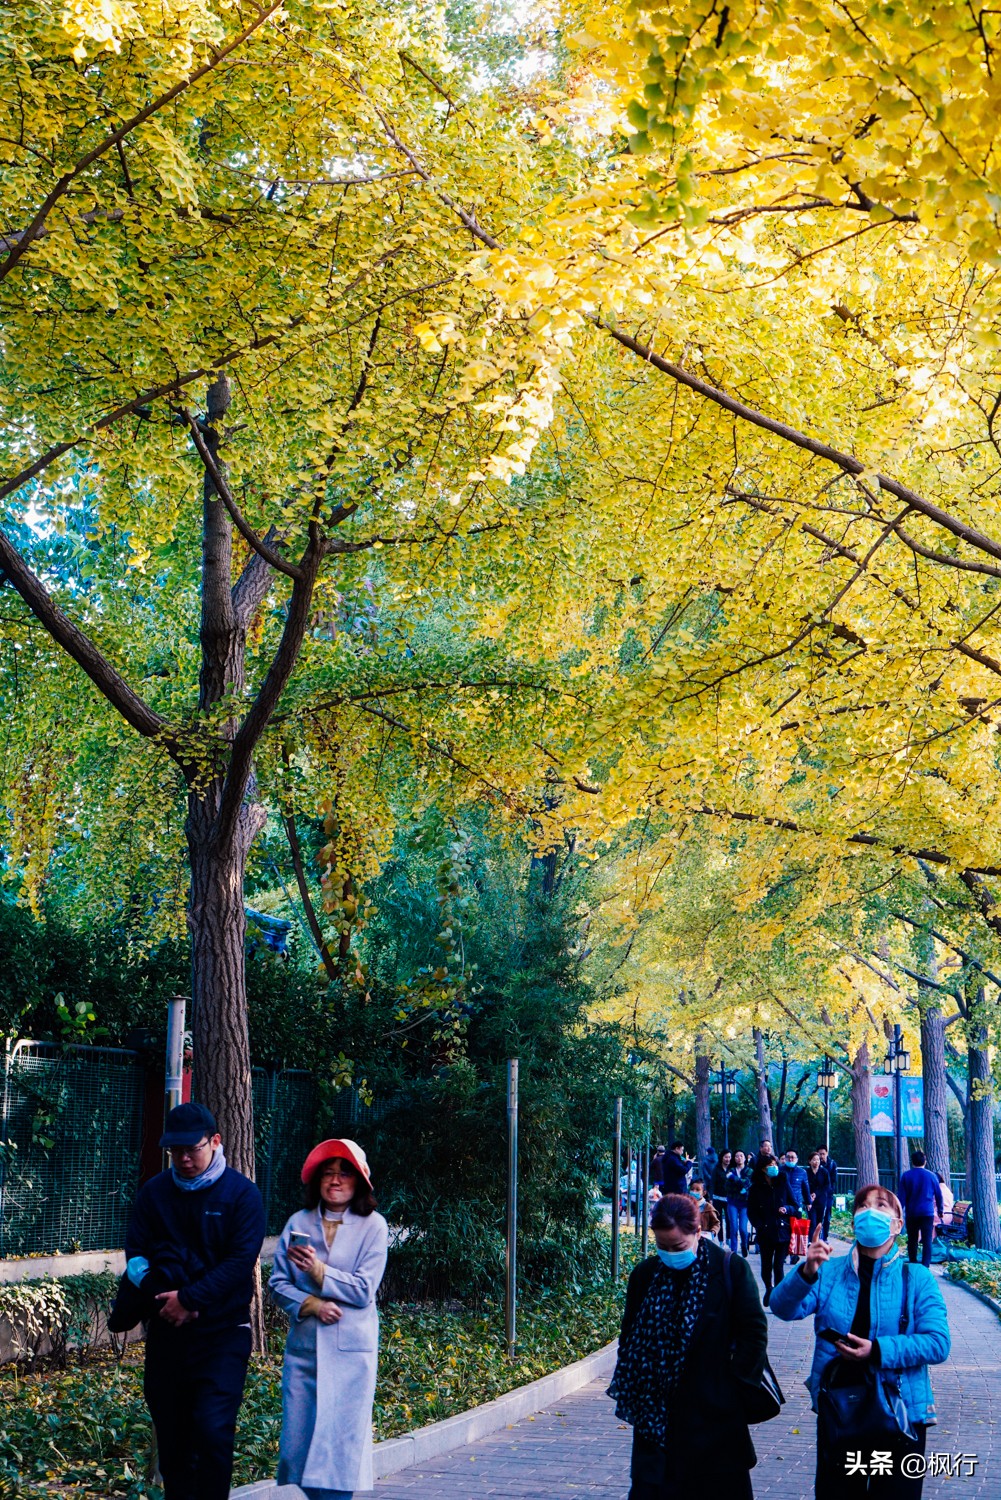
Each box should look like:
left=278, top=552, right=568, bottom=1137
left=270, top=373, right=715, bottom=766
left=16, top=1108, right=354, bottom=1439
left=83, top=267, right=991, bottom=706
left=160, top=1101, right=218, bottom=1149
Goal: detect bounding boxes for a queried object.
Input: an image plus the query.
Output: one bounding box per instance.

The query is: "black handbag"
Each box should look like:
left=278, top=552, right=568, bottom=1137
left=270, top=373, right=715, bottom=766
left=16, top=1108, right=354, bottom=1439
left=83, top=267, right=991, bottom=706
left=723, top=1249, right=786, bottom=1424
left=817, top=1264, right=916, bottom=1446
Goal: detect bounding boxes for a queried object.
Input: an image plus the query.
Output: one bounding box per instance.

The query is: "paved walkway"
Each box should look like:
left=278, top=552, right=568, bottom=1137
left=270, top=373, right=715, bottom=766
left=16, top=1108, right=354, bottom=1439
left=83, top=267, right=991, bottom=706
left=373, top=1262, right=1000, bottom=1499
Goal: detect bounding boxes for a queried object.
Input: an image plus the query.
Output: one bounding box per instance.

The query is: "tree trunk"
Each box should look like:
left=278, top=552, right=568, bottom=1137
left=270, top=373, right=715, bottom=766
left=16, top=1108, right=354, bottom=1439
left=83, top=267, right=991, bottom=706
left=186, top=792, right=264, bottom=1175
left=850, top=1040, right=879, bottom=1187
left=968, top=989, right=1001, bottom=1251
left=753, top=1027, right=773, bottom=1147
left=918, top=988, right=950, bottom=1180
left=694, top=1051, right=711, bottom=1166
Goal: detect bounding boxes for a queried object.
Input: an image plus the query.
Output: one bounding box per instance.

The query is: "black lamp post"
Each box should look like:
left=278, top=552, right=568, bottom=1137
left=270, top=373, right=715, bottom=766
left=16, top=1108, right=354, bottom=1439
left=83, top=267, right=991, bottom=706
left=711, top=1061, right=738, bottom=1150
left=883, top=1023, right=911, bottom=1189
left=817, top=1056, right=838, bottom=1154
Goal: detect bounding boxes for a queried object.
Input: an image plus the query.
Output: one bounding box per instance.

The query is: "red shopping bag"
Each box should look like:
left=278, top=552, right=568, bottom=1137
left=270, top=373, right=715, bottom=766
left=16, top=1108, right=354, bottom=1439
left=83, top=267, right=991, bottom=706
left=790, top=1217, right=810, bottom=1257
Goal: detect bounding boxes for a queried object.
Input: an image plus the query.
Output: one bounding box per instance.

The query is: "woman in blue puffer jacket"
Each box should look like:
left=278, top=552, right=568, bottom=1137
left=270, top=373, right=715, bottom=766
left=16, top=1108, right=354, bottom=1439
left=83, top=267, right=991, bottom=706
left=770, top=1184, right=950, bottom=1498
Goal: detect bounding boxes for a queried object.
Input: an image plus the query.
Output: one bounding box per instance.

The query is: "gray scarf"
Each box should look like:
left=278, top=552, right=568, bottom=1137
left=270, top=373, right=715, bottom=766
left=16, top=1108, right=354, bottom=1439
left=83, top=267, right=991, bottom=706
left=171, top=1146, right=227, bottom=1192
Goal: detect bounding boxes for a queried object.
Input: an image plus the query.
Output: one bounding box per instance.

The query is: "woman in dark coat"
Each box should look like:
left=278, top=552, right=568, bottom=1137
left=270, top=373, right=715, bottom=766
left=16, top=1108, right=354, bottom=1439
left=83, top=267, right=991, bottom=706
left=711, top=1150, right=732, bottom=1229
left=608, top=1193, right=768, bottom=1499
left=806, top=1151, right=831, bottom=1238
left=747, top=1152, right=798, bottom=1305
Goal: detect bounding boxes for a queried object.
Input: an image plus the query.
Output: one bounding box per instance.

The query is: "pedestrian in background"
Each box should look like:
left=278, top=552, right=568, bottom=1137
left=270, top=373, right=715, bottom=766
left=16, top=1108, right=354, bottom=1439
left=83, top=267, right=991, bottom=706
left=662, top=1141, right=692, bottom=1195
left=726, top=1150, right=751, bottom=1256
left=748, top=1152, right=798, bottom=1306
left=689, top=1178, right=722, bottom=1240
left=650, top=1145, right=667, bottom=1194
left=780, top=1150, right=812, bottom=1264
left=817, top=1147, right=838, bottom=1237
left=770, top=1187, right=950, bottom=1498
left=608, top=1193, right=768, bottom=1500
left=712, top=1149, right=732, bottom=1231
left=121, top=1102, right=266, bottom=1500
left=807, top=1151, right=831, bottom=1239
left=898, top=1151, right=943, bottom=1267
left=270, top=1139, right=388, bottom=1500
left=934, top=1174, right=954, bottom=1230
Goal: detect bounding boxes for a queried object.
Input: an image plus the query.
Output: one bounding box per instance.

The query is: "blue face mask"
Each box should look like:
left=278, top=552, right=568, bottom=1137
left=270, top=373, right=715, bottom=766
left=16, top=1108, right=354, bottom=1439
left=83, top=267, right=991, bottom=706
left=658, top=1247, right=697, bottom=1270
left=854, top=1209, right=895, bottom=1247
left=765, top=1164, right=779, bottom=1177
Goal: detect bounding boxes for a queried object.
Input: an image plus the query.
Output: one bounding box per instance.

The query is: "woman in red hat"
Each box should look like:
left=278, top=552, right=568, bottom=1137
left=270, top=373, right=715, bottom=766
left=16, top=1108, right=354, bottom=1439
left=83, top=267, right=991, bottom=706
left=269, top=1139, right=388, bottom=1498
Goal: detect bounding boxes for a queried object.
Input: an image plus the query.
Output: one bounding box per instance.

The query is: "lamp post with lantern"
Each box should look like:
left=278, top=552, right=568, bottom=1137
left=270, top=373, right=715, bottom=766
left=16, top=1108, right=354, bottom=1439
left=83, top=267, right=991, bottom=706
left=711, top=1061, right=738, bottom=1150
left=883, top=1023, right=911, bottom=1189
left=817, top=1056, right=838, bottom=1155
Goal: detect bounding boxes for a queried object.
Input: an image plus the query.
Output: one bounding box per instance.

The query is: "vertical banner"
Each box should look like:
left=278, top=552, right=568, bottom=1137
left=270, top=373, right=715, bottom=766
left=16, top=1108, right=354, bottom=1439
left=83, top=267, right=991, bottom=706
left=871, top=1077, right=924, bottom=1136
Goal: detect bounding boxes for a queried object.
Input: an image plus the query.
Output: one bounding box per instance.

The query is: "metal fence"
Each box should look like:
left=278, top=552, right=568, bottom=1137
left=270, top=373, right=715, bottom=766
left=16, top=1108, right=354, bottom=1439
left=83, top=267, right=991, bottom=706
left=252, top=1067, right=320, bottom=1236
left=0, top=1041, right=146, bottom=1257
left=834, top=1168, right=1001, bottom=1202
left=0, top=1041, right=331, bottom=1256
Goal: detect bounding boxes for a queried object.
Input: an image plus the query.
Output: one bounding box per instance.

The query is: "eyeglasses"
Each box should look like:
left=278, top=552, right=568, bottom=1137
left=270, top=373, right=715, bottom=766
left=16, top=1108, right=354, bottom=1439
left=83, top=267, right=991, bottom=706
left=321, top=1168, right=356, bottom=1180
left=169, top=1139, right=211, bottom=1159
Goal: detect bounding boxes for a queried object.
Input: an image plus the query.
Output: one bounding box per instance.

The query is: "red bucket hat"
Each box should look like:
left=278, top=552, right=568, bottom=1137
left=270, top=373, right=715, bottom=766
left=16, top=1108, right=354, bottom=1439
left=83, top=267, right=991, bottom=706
left=300, top=1137, right=372, bottom=1187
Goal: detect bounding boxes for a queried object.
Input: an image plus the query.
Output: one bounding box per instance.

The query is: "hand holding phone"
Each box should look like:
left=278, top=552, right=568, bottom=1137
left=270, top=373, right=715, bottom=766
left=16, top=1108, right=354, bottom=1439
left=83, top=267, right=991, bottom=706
left=289, top=1230, right=310, bottom=1247
left=817, top=1327, right=845, bottom=1344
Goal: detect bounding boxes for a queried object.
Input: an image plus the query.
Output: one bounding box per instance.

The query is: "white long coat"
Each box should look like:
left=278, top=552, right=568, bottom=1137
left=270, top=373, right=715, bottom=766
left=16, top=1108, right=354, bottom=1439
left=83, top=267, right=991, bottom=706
left=269, top=1206, right=389, bottom=1492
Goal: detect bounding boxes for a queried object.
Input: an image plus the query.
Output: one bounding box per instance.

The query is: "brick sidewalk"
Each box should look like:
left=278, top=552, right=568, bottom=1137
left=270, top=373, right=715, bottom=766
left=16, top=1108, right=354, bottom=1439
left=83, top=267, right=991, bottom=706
left=372, top=1263, right=1000, bottom=1499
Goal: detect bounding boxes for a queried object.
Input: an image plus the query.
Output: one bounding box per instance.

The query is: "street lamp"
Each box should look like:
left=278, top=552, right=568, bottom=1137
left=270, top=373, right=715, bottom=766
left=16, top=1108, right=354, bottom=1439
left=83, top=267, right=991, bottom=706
left=711, top=1061, right=738, bottom=1150
left=817, top=1056, right=838, bottom=1154
left=883, top=1023, right=911, bottom=1187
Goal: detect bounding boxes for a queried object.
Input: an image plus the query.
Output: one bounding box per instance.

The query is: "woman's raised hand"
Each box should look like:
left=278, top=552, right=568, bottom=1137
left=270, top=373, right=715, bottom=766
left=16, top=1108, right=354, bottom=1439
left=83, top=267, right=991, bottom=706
left=803, top=1222, right=832, bottom=1281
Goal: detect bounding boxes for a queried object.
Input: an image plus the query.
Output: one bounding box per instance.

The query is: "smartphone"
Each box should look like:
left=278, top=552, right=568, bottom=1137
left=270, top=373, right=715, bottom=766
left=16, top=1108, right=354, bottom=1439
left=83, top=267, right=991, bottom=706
left=289, top=1230, right=311, bottom=1248
left=817, top=1327, right=846, bottom=1344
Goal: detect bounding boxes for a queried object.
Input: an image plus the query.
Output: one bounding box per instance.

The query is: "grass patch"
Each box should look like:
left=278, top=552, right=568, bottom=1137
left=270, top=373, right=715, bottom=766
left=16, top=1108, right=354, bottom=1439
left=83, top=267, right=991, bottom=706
left=944, top=1259, right=1001, bottom=1307
left=1, top=1242, right=642, bottom=1499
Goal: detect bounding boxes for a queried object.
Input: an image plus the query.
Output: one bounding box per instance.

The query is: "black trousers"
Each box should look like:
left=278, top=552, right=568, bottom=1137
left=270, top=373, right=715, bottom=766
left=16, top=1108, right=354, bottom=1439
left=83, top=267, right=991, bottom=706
left=815, top=1423, right=927, bottom=1498
left=630, top=1434, right=754, bottom=1499
left=144, top=1323, right=252, bottom=1500
left=906, top=1216, right=935, bottom=1267
left=757, top=1234, right=787, bottom=1290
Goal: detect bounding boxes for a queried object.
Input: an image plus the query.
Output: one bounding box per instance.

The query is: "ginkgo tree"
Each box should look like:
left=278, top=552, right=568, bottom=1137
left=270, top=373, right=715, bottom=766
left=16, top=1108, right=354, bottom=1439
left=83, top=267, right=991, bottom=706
left=0, top=0, right=607, bottom=1165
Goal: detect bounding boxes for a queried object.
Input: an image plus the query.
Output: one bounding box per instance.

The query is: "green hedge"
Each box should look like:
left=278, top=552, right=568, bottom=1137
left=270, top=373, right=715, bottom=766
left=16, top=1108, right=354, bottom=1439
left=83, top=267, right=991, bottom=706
left=0, top=1271, right=121, bottom=1370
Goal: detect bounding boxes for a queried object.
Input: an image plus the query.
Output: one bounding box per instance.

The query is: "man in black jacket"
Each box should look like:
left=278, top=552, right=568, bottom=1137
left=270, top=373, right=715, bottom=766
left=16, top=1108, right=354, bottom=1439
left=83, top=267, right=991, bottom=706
left=124, top=1102, right=266, bottom=1500
left=661, top=1141, right=693, bottom=1195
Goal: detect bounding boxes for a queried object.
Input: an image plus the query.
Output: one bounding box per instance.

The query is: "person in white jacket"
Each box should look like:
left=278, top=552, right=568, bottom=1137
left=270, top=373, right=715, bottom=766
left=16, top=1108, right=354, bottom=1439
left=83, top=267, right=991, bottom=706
left=269, top=1139, right=389, bottom=1500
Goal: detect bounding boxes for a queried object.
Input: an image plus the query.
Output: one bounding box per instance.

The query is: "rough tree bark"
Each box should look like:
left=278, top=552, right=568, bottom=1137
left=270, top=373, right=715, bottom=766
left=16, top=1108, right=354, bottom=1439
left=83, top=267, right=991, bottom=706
left=967, top=986, right=1001, bottom=1252
left=850, top=1041, right=879, bottom=1187
left=918, top=981, right=951, bottom=1181
left=694, top=1050, right=711, bottom=1166
left=753, top=1027, right=773, bottom=1148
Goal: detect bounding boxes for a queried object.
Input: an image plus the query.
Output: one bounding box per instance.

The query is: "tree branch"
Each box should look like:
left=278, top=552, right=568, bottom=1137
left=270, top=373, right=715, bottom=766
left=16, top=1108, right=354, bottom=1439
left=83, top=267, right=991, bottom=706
left=0, top=525, right=164, bottom=740
left=689, top=802, right=1001, bottom=876
left=601, top=323, right=1001, bottom=567
left=0, top=320, right=305, bottom=507
left=890, top=910, right=1001, bottom=990
left=183, top=410, right=303, bottom=580
left=214, top=542, right=325, bottom=850
left=231, top=527, right=287, bottom=627
left=280, top=791, right=338, bottom=983
left=0, top=0, right=285, bottom=283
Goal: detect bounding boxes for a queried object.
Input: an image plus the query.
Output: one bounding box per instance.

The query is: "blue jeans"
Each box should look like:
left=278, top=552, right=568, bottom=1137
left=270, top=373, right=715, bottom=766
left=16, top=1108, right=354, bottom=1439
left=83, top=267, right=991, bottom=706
left=726, top=1202, right=749, bottom=1254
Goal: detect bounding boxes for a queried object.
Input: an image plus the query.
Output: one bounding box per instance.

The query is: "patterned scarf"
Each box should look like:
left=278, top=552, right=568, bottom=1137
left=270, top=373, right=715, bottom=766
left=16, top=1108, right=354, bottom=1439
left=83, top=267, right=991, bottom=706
left=607, top=1239, right=711, bottom=1448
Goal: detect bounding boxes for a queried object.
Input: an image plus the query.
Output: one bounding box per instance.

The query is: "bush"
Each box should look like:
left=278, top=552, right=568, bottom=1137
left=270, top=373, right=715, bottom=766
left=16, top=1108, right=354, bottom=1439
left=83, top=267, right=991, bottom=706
left=0, top=1272, right=121, bottom=1370
left=1, top=1249, right=640, bottom=1498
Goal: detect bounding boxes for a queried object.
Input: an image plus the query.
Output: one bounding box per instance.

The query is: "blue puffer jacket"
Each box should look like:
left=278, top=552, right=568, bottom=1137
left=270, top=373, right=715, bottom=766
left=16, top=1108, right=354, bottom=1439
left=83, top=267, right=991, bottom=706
left=769, top=1246, right=950, bottom=1426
